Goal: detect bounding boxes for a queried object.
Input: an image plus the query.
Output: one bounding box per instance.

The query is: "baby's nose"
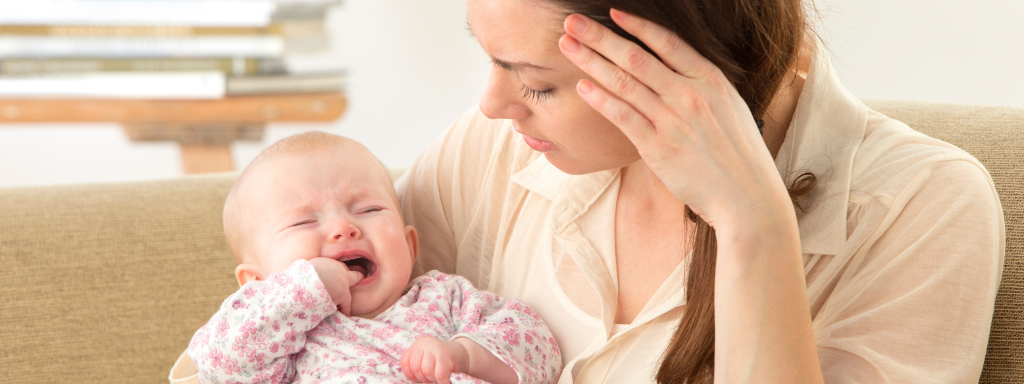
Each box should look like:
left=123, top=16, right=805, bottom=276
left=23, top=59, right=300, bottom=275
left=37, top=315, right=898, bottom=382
left=332, top=223, right=360, bottom=240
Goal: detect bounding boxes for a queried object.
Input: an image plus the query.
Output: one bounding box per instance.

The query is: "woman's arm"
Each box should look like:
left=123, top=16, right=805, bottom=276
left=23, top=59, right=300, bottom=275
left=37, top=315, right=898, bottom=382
left=813, top=159, right=1002, bottom=382
left=558, top=10, right=823, bottom=383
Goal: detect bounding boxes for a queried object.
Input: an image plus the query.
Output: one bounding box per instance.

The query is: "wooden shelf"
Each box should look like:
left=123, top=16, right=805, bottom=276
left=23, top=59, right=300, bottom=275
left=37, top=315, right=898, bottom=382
left=0, top=93, right=347, bottom=173
left=0, top=93, right=346, bottom=123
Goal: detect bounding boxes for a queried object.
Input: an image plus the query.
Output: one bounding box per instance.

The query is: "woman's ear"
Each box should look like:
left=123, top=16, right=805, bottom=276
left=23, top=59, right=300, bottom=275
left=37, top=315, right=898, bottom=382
left=405, top=225, right=419, bottom=264
left=235, top=263, right=263, bottom=287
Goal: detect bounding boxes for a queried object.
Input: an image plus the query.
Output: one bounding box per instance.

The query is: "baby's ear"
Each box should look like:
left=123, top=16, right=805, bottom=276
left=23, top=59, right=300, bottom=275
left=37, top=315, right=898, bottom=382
left=405, top=225, right=419, bottom=264
left=235, top=263, right=263, bottom=287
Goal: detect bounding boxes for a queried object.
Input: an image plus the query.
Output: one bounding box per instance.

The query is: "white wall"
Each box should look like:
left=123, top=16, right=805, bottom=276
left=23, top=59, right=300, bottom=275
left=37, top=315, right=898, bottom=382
left=1, top=0, right=1021, bottom=188
left=815, top=0, right=1024, bottom=106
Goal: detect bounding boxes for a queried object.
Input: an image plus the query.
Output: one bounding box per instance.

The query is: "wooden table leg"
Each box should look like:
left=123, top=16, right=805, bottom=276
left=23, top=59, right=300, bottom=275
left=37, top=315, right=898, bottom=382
left=122, top=122, right=263, bottom=174
left=180, top=144, right=234, bottom=174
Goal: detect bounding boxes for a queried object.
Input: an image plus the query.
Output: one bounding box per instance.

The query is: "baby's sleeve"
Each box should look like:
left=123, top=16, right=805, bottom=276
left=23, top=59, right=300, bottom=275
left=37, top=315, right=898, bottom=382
left=433, top=272, right=562, bottom=384
left=187, top=260, right=338, bottom=384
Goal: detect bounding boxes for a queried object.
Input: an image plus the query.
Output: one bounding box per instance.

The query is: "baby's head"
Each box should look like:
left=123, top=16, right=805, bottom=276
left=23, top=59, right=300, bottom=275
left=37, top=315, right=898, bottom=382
left=224, top=131, right=418, bottom=318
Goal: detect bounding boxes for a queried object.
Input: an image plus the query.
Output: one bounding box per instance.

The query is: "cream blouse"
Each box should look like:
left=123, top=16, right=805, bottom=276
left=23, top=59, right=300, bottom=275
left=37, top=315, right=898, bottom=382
left=395, top=46, right=1004, bottom=383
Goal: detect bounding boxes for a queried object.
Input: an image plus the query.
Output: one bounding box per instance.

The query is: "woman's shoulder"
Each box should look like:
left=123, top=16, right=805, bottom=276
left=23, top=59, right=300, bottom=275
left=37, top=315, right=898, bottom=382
left=407, top=105, right=541, bottom=187
left=849, top=108, right=996, bottom=203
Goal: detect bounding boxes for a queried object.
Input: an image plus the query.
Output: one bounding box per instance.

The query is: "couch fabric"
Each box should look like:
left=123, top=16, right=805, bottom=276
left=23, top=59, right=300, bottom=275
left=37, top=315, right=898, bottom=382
left=0, top=100, right=1021, bottom=383
left=1, top=175, right=239, bottom=384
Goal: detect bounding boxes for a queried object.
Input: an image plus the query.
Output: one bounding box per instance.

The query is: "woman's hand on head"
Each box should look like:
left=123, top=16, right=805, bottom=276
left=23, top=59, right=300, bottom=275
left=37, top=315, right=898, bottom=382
left=308, top=257, right=364, bottom=316
left=558, top=9, right=792, bottom=228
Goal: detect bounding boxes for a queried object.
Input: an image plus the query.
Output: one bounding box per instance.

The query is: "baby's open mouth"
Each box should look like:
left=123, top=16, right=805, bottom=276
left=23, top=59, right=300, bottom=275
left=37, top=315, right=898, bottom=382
left=341, top=256, right=377, bottom=280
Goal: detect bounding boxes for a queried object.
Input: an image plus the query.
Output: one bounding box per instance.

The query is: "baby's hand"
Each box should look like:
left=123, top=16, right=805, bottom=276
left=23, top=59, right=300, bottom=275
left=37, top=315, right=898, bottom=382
left=400, top=337, right=470, bottom=384
left=307, top=257, right=364, bottom=316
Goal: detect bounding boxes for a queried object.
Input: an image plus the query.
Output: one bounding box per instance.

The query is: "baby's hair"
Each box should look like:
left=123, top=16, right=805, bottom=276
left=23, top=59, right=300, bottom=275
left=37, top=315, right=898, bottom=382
left=223, top=131, right=395, bottom=263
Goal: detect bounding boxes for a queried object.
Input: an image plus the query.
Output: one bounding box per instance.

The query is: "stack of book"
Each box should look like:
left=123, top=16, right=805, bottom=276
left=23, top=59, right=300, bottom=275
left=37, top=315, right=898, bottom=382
left=0, top=0, right=346, bottom=99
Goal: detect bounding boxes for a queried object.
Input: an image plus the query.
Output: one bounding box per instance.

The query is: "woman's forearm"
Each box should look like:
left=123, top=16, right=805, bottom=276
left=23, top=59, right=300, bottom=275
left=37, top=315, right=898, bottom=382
left=713, top=212, right=824, bottom=384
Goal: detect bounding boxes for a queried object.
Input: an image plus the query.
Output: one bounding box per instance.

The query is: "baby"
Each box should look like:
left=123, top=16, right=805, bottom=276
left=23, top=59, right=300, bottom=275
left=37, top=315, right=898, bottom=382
left=185, top=132, right=560, bottom=384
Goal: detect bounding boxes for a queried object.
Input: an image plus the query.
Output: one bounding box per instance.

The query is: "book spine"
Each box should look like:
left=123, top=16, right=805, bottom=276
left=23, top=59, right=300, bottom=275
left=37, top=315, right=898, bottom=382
left=0, top=25, right=282, bottom=37
left=0, top=36, right=284, bottom=58
left=0, top=72, right=226, bottom=99
left=0, top=58, right=286, bottom=76
left=272, top=3, right=333, bottom=21
left=226, top=73, right=346, bottom=95
left=0, top=21, right=325, bottom=38
left=0, top=1, right=277, bottom=27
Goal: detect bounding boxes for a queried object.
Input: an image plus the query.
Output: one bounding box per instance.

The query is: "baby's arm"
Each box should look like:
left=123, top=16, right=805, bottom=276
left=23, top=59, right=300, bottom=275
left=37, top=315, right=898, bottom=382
left=187, top=260, right=343, bottom=384
left=400, top=272, right=562, bottom=384
left=400, top=336, right=518, bottom=384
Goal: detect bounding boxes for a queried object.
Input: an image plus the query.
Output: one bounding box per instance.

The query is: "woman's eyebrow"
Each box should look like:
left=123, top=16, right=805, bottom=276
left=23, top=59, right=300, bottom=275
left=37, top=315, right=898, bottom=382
left=491, top=57, right=552, bottom=72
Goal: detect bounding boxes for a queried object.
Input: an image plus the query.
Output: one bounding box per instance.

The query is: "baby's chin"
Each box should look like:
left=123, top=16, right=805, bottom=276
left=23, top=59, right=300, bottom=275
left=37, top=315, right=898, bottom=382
left=348, top=293, right=401, bottom=320
left=349, top=303, right=387, bottom=319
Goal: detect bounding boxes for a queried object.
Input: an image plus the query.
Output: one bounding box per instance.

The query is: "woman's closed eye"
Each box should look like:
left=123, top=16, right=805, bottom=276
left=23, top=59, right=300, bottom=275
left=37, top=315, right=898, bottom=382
left=491, top=60, right=554, bottom=104
left=519, top=84, right=554, bottom=103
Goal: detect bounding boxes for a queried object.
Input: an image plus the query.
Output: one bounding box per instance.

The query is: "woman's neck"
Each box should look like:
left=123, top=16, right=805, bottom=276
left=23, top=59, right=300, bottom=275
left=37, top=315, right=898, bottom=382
left=618, top=160, right=686, bottom=214
left=761, top=59, right=808, bottom=159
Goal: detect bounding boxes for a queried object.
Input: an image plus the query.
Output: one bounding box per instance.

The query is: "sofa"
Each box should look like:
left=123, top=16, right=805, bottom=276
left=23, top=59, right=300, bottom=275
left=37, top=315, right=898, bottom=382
left=1, top=99, right=1021, bottom=384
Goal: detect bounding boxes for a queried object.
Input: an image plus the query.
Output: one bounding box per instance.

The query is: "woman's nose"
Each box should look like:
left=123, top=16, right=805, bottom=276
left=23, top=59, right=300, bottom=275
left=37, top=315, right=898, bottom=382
left=478, top=66, right=530, bottom=120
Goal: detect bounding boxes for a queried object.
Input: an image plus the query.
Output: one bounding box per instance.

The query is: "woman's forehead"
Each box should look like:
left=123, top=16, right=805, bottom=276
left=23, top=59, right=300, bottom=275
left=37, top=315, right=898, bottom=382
left=466, top=0, right=567, bottom=70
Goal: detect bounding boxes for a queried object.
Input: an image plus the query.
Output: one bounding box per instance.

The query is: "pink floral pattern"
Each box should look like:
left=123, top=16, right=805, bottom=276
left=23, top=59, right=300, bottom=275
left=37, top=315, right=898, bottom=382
left=189, top=260, right=561, bottom=384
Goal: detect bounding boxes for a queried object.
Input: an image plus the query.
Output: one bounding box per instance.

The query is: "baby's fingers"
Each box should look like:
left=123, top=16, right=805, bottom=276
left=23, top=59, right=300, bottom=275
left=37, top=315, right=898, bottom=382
left=401, top=346, right=423, bottom=382
left=420, top=353, right=437, bottom=383
left=347, top=270, right=364, bottom=287
left=336, top=292, right=352, bottom=316
left=435, top=357, right=454, bottom=384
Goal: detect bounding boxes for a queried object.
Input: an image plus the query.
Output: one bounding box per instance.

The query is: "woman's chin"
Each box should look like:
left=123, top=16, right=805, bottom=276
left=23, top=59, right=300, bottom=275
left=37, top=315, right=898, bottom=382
left=543, top=152, right=635, bottom=176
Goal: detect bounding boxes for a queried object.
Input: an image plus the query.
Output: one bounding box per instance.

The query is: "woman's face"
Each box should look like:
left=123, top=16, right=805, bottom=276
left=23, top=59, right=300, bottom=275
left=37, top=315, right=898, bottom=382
left=467, top=0, right=640, bottom=175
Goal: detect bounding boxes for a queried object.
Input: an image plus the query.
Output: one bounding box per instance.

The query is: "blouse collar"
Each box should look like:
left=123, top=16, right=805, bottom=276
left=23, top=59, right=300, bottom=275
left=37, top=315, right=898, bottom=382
left=511, top=42, right=867, bottom=256
left=775, top=42, right=868, bottom=255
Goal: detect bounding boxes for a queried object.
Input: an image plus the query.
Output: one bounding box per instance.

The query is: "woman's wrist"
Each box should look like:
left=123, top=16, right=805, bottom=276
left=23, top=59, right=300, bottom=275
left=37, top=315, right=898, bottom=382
left=714, top=198, right=800, bottom=256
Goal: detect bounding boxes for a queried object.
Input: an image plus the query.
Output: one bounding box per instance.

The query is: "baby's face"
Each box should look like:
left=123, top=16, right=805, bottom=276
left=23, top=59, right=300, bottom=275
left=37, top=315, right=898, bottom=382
left=242, top=143, right=416, bottom=318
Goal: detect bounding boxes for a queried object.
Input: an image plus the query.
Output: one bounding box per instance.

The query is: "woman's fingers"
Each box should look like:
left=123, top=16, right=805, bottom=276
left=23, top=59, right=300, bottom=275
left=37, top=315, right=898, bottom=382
left=575, top=78, right=656, bottom=148
left=607, top=9, right=720, bottom=81
left=561, top=14, right=679, bottom=96
left=559, top=33, right=669, bottom=123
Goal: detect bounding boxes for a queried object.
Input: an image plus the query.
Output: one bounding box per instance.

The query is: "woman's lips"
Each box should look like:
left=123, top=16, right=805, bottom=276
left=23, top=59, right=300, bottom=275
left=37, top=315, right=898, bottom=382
left=517, top=130, right=555, bottom=152
left=512, top=122, right=555, bottom=152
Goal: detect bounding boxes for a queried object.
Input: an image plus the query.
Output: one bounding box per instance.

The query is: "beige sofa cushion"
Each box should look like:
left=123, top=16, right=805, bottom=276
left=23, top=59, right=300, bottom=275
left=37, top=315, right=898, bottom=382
left=0, top=174, right=239, bottom=384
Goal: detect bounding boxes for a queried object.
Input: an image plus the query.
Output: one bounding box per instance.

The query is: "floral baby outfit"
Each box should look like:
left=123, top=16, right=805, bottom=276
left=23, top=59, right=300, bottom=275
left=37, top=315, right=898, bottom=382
left=187, top=260, right=561, bottom=384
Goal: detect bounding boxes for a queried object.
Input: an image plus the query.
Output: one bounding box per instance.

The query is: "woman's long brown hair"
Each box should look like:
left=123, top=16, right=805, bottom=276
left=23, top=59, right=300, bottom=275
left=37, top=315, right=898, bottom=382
left=544, top=0, right=813, bottom=382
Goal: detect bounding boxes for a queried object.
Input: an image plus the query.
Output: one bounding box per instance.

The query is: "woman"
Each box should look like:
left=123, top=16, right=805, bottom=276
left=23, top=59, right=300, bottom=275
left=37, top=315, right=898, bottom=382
left=397, top=0, right=1004, bottom=382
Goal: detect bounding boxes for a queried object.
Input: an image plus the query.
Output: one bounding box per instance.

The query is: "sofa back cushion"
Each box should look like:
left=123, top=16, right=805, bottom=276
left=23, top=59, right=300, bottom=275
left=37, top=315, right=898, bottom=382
left=0, top=174, right=238, bottom=384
